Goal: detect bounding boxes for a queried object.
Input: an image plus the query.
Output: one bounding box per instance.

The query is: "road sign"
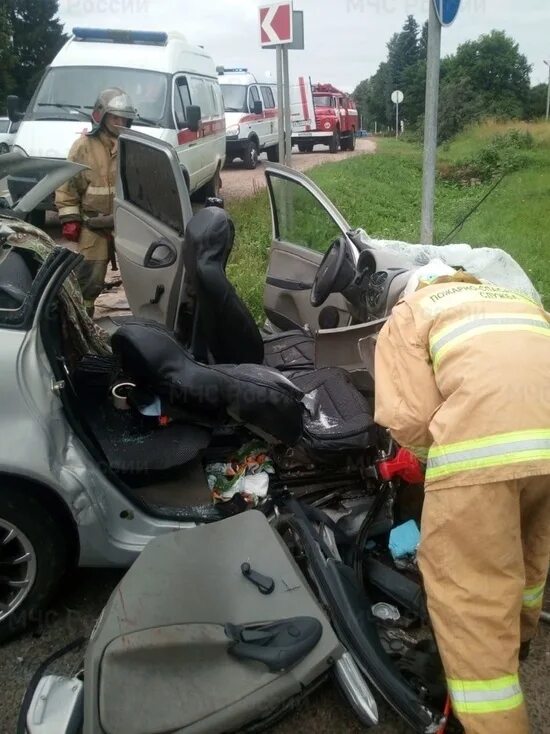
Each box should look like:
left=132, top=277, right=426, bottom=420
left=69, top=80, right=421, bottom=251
left=391, top=90, right=404, bottom=105
left=260, top=2, right=294, bottom=47
left=433, top=0, right=461, bottom=26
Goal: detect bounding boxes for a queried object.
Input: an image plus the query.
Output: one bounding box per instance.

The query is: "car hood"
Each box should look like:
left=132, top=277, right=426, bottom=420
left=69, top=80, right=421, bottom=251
left=0, top=150, right=87, bottom=218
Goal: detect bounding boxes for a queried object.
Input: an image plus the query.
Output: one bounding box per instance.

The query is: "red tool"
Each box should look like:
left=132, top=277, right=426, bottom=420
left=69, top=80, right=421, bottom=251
left=377, top=448, right=425, bottom=485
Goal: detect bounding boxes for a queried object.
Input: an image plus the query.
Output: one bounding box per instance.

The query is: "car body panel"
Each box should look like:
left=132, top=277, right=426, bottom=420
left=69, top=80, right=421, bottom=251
left=114, top=129, right=193, bottom=329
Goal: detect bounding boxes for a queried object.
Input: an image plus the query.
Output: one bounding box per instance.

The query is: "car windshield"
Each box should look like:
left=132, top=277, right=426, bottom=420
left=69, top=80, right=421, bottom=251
left=27, top=67, right=170, bottom=124
left=314, top=96, right=334, bottom=108
left=0, top=120, right=9, bottom=133
left=221, top=84, right=248, bottom=112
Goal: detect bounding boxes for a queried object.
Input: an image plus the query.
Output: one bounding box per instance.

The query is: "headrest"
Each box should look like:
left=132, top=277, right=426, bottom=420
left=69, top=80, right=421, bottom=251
left=183, top=207, right=235, bottom=273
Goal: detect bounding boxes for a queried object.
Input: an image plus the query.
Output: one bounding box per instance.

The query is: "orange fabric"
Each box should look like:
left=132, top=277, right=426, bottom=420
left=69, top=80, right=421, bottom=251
left=418, top=477, right=550, bottom=734
left=374, top=281, right=550, bottom=490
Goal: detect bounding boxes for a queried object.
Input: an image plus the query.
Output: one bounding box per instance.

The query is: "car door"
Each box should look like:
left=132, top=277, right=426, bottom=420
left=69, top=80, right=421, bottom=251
left=263, top=163, right=358, bottom=332
left=114, top=128, right=193, bottom=329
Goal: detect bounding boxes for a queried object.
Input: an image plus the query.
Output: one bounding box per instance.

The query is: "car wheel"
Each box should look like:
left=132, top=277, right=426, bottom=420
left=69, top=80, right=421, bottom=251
left=329, top=130, right=341, bottom=154
left=27, top=209, right=46, bottom=229
left=0, top=143, right=9, bottom=155
left=298, top=143, right=313, bottom=153
left=266, top=145, right=279, bottom=163
left=0, top=486, right=70, bottom=643
left=243, top=140, right=259, bottom=169
left=202, top=166, right=221, bottom=198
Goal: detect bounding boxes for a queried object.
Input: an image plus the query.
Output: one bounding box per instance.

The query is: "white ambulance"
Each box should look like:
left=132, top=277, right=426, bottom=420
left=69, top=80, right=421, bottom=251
left=218, top=68, right=279, bottom=169
left=7, top=28, right=226, bottom=224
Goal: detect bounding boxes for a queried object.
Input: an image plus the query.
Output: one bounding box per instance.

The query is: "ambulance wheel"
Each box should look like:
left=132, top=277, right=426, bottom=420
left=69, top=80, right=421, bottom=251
left=329, top=130, right=340, bottom=154
left=202, top=166, right=221, bottom=199
left=243, top=140, right=259, bottom=169
left=0, top=143, right=9, bottom=154
left=266, top=145, right=279, bottom=163
left=298, top=143, right=313, bottom=153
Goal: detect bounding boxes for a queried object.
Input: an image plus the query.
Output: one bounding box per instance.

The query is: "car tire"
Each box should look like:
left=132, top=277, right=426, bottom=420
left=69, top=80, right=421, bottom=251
left=27, top=209, right=46, bottom=229
left=329, top=130, right=341, bottom=154
left=201, top=166, right=222, bottom=199
left=0, top=143, right=9, bottom=155
left=243, top=140, right=259, bottom=169
left=298, top=143, right=314, bottom=153
left=0, top=486, right=70, bottom=644
left=266, top=145, right=279, bottom=163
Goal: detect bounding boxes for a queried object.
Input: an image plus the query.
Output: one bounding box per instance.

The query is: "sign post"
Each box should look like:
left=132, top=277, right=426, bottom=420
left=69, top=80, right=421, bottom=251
left=261, top=2, right=304, bottom=168
left=391, top=90, right=404, bottom=140
left=421, top=0, right=461, bottom=244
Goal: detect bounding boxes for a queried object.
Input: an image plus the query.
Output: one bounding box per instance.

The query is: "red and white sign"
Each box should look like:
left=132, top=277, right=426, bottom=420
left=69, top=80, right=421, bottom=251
left=259, top=2, right=293, bottom=47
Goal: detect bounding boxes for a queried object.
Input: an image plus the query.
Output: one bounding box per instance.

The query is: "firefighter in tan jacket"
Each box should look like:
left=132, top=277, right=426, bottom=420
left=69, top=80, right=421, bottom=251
left=56, top=88, right=136, bottom=316
left=375, top=263, right=550, bottom=734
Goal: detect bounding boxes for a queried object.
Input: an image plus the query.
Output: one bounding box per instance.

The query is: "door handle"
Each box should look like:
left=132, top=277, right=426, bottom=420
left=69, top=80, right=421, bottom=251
left=149, top=285, right=165, bottom=305
left=144, top=239, right=177, bottom=269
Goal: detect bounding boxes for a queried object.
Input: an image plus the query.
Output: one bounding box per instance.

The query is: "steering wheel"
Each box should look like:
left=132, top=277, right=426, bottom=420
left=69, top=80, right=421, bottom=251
left=310, top=237, right=347, bottom=308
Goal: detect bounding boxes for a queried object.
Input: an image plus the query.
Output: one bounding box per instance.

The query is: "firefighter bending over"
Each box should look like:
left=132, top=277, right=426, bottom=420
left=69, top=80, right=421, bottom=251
left=375, top=262, right=550, bottom=734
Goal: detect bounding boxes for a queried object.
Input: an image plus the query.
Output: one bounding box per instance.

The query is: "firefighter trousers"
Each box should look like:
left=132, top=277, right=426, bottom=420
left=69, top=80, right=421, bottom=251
left=418, top=476, right=549, bottom=734
left=76, top=258, right=108, bottom=317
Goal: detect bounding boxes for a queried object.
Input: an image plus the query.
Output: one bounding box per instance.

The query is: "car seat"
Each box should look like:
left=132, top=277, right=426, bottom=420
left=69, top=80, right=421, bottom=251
left=179, top=207, right=315, bottom=371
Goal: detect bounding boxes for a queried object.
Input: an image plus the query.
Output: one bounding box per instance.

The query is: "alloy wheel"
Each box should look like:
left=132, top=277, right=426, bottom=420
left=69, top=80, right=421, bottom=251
left=0, top=519, right=37, bottom=622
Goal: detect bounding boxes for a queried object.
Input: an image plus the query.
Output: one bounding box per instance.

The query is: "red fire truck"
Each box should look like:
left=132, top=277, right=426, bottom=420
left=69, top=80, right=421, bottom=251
left=291, top=82, right=358, bottom=154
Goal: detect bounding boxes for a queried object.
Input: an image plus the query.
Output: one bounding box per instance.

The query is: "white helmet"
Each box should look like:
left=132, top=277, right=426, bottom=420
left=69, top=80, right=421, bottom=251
left=404, top=259, right=457, bottom=296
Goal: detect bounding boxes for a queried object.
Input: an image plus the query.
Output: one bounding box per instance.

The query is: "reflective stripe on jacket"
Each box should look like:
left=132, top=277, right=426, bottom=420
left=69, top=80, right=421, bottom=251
left=55, top=131, right=117, bottom=261
left=374, top=281, right=550, bottom=489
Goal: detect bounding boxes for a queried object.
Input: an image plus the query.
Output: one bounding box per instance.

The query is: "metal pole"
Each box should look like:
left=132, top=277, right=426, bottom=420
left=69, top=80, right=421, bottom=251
left=282, top=45, right=292, bottom=166
left=421, top=0, right=442, bottom=244
left=276, top=46, right=285, bottom=163
left=545, top=61, right=550, bottom=122
left=395, top=101, right=399, bottom=139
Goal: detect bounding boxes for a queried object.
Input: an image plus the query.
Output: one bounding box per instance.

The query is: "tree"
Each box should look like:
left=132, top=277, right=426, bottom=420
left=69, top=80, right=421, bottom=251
left=525, top=83, right=548, bottom=120
left=0, top=6, right=14, bottom=114
left=6, top=0, right=67, bottom=104
left=444, top=30, right=531, bottom=120
left=352, top=78, right=369, bottom=129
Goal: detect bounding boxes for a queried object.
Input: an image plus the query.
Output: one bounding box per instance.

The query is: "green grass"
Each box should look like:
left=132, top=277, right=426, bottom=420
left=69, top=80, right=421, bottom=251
left=226, top=121, right=550, bottom=320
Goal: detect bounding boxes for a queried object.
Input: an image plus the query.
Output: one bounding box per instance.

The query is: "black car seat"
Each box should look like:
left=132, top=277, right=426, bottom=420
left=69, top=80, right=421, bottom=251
left=179, top=207, right=315, bottom=371
left=112, top=321, right=378, bottom=458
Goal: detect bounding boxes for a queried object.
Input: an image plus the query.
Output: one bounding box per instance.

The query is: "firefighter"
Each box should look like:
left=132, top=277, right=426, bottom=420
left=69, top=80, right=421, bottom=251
left=374, top=262, right=550, bottom=734
left=56, top=88, right=136, bottom=316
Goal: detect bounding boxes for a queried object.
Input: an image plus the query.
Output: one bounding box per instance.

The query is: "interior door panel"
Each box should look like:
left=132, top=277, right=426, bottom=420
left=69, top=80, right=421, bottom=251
left=264, top=241, right=350, bottom=331
left=263, top=164, right=357, bottom=332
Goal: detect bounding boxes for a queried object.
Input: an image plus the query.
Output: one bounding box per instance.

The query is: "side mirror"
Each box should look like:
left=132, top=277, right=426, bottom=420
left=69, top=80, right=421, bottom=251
left=7, top=95, right=25, bottom=123
left=253, top=100, right=263, bottom=116
left=186, top=105, right=202, bottom=133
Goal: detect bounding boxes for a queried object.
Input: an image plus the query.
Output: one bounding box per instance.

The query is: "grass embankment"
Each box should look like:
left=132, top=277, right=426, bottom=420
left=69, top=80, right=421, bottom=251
left=226, top=120, right=550, bottom=320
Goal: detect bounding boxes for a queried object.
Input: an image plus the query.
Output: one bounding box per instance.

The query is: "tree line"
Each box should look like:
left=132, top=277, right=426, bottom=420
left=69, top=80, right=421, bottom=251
left=353, top=16, right=548, bottom=141
left=1, top=0, right=66, bottom=115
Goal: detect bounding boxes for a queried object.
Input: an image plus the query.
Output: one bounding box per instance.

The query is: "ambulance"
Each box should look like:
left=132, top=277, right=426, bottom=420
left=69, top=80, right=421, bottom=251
left=218, top=68, right=279, bottom=169
left=6, top=28, right=226, bottom=224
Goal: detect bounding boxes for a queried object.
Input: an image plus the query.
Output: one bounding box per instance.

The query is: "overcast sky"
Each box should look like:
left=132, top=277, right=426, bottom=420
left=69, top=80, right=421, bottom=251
left=57, top=0, right=550, bottom=91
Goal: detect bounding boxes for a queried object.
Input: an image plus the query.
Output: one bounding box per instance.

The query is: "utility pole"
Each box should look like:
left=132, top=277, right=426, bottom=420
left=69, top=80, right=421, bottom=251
left=545, top=60, right=550, bottom=122
left=420, top=0, right=442, bottom=244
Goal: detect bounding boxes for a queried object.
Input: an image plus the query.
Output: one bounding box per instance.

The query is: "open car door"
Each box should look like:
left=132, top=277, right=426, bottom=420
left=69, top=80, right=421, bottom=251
left=114, top=129, right=193, bottom=329
left=263, top=163, right=358, bottom=332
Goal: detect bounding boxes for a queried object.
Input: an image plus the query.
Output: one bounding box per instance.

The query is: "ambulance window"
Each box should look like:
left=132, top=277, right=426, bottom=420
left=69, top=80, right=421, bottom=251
left=261, top=86, right=275, bottom=109
left=188, top=77, right=213, bottom=118
left=207, top=81, right=223, bottom=117
left=248, top=86, right=261, bottom=111
left=174, top=77, right=191, bottom=128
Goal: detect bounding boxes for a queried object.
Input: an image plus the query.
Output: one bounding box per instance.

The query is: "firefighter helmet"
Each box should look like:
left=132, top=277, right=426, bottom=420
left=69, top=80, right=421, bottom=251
left=91, top=88, right=136, bottom=128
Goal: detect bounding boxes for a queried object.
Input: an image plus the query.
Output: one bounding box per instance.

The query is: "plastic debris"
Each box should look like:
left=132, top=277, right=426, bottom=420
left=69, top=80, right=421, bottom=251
left=206, top=441, right=274, bottom=507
